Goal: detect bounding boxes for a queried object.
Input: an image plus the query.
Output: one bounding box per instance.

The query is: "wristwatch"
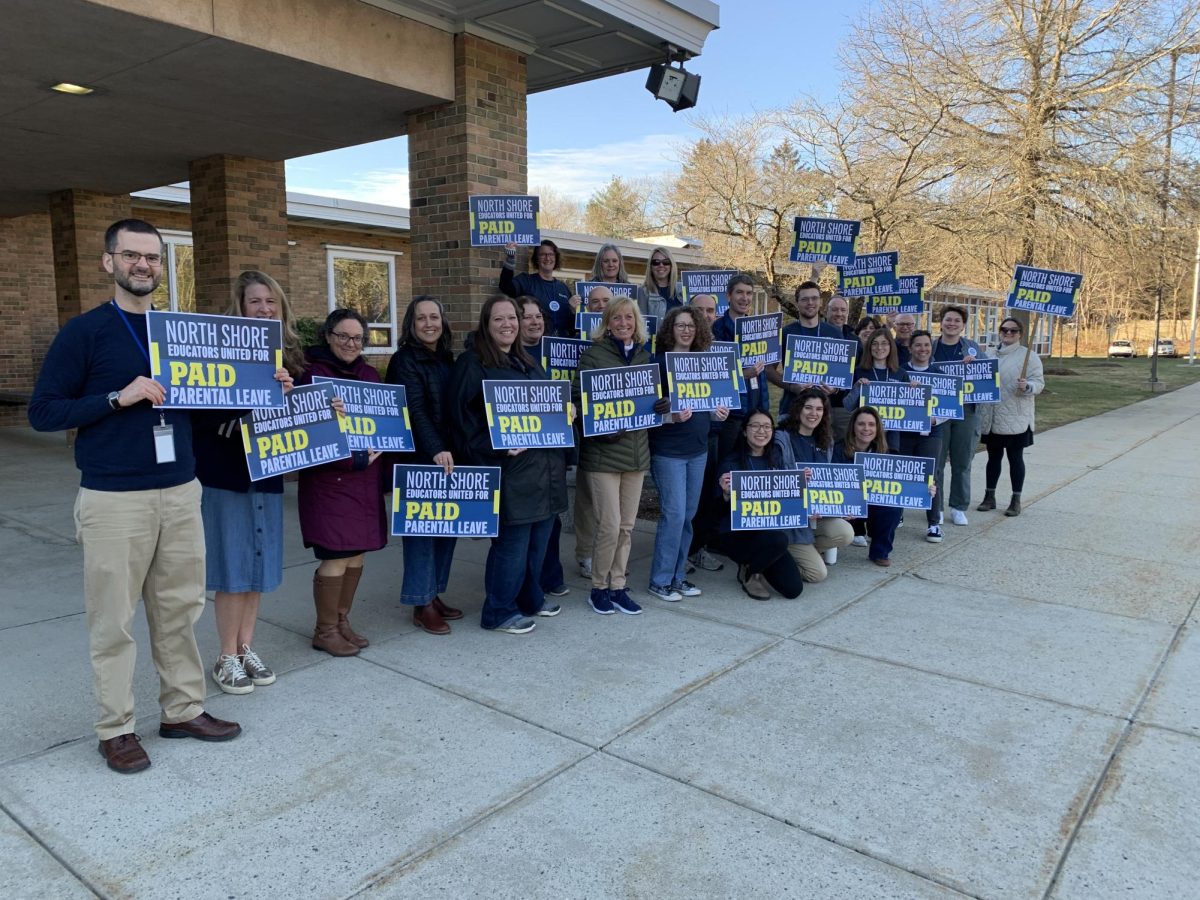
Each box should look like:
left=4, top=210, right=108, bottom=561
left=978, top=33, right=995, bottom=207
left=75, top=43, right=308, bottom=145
left=107, top=391, right=121, bottom=411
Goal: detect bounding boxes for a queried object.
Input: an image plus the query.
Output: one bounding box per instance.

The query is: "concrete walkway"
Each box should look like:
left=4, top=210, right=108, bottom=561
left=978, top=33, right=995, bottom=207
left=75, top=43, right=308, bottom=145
left=2, top=384, right=1198, bottom=899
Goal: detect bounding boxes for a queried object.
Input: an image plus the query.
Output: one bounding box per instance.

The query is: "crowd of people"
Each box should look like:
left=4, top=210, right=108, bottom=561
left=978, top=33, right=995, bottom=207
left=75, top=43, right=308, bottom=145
left=28, top=219, right=1044, bottom=774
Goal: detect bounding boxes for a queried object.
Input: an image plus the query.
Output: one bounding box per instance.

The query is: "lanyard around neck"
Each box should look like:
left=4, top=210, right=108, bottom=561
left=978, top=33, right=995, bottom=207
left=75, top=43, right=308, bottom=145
left=111, top=301, right=152, bottom=368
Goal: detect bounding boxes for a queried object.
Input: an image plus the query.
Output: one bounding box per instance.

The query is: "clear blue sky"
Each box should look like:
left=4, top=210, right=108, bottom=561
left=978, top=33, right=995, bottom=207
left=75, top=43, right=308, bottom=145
left=285, top=1, right=869, bottom=206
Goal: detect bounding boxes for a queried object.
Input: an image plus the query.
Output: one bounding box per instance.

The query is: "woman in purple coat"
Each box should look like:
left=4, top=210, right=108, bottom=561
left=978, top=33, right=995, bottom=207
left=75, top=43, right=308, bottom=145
left=299, top=308, right=388, bottom=657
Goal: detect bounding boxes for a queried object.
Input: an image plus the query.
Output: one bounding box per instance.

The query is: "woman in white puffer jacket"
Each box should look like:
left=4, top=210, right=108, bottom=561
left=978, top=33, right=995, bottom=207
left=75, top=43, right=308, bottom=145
left=977, top=317, right=1045, bottom=517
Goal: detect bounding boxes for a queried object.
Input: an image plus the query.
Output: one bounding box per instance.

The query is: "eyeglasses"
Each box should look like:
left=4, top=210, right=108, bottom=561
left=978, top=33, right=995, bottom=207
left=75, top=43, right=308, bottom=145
left=999, top=327, right=1020, bottom=334
left=673, top=322, right=696, bottom=330
left=330, top=332, right=365, bottom=346
left=109, top=249, right=162, bottom=266
left=746, top=423, right=773, bottom=431
left=651, top=259, right=671, bottom=267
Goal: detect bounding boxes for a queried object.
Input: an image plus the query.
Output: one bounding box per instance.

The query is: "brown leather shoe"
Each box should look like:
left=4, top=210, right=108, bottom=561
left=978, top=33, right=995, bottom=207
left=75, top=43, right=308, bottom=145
left=413, top=603, right=451, bottom=635
left=98, top=733, right=150, bottom=773
left=431, top=596, right=463, bottom=620
left=159, top=712, right=242, bottom=742
left=871, top=557, right=892, bottom=567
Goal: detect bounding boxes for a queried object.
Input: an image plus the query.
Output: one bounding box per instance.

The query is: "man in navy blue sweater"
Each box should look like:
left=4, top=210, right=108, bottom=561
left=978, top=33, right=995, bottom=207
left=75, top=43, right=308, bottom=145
left=29, top=219, right=241, bottom=774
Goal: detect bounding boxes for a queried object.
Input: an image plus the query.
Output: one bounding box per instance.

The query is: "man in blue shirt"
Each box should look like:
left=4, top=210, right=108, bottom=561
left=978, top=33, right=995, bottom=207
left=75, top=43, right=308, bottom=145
left=29, top=218, right=241, bottom=774
left=711, top=274, right=769, bottom=457
left=768, top=281, right=844, bottom=423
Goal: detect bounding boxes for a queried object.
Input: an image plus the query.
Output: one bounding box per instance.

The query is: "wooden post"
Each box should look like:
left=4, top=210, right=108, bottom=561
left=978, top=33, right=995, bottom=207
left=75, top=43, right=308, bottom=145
left=1019, top=313, right=1040, bottom=379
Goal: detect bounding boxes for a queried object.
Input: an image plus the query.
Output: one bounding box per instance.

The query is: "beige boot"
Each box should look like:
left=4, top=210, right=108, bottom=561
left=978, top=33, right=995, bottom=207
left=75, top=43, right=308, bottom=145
left=312, top=572, right=359, bottom=656
left=338, top=566, right=369, bottom=648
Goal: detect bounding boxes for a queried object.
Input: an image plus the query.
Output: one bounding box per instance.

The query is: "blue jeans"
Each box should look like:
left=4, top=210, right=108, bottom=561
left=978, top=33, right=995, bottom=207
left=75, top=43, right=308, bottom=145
left=539, top=514, right=565, bottom=591
left=400, top=535, right=457, bottom=605
left=481, top=516, right=554, bottom=629
left=649, top=452, right=707, bottom=586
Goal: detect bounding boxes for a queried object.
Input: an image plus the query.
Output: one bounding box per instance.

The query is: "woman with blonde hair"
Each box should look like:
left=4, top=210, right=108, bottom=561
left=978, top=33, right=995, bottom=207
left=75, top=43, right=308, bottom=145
left=574, top=296, right=653, bottom=615
left=194, top=270, right=299, bottom=693
left=589, top=242, right=650, bottom=317
left=641, top=246, right=683, bottom=320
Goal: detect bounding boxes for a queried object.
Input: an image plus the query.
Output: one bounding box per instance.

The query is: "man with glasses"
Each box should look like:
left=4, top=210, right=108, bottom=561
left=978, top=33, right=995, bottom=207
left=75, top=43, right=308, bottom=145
left=768, top=281, right=843, bottom=423
left=891, top=313, right=916, bottom=367
left=29, top=218, right=241, bottom=774
left=499, top=238, right=579, bottom=337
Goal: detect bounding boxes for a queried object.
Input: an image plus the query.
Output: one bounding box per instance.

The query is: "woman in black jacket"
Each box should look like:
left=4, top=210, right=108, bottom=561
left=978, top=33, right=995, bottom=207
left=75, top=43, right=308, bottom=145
left=384, top=296, right=463, bottom=635
left=447, top=295, right=568, bottom=634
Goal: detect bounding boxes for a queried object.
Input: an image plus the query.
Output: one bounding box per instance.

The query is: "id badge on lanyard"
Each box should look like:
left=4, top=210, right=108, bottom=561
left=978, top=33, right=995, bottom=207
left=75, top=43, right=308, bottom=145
left=153, top=414, right=176, bottom=464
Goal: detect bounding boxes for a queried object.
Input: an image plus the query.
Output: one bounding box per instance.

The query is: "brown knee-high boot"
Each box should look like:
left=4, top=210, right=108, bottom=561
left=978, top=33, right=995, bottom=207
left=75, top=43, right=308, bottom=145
left=313, top=572, right=359, bottom=656
left=338, top=566, right=369, bottom=648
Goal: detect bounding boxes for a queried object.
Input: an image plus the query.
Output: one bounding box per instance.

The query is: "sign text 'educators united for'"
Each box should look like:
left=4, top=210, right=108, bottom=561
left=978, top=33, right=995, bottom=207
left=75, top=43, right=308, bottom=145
left=392, top=465, right=500, bottom=538
left=483, top=380, right=573, bottom=450
left=148, top=310, right=284, bottom=409
left=579, top=364, right=661, bottom=437
left=240, top=382, right=350, bottom=482
left=311, top=377, right=413, bottom=452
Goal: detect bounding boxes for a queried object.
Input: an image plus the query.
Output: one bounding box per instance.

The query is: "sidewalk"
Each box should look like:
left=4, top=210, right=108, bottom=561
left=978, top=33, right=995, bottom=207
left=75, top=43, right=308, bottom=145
left=2, top=384, right=1198, bottom=899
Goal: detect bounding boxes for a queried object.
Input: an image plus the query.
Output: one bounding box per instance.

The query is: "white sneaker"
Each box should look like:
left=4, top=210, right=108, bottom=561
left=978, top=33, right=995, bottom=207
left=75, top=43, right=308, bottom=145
left=212, top=654, right=253, bottom=694
left=851, top=535, right=868, bottom=548
left=950, top=509, right=969, bottom=526
left=239, top=644, right=276, bottom=686
left=578, top=558, right=592, bottom=579
left=937, top=511, right=944, bottom=525
left=822, top=548, right=838, bottom=565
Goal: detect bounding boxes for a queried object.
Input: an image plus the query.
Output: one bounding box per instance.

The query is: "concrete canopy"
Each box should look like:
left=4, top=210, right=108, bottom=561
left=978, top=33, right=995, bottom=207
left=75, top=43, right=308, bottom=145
left=0, top=0, right=718, bottom=218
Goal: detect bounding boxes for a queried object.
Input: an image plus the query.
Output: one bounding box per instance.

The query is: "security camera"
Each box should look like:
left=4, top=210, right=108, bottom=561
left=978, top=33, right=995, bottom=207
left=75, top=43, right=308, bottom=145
left=646, top=61, right=700, bottom=112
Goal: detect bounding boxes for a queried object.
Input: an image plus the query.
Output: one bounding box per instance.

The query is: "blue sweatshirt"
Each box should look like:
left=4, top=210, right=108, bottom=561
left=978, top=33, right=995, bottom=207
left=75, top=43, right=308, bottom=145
left=499, top=269, right=575, bottom=337
left=28, top=302, right=195, bottom=491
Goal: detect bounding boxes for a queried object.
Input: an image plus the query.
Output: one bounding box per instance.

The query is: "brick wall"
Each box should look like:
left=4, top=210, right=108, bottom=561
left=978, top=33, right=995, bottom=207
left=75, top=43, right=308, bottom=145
left=0, top=213, right=56, bottom=424
left=188, top=155, right=289, bottom=314
left=407, top=34, right=527, bottom=336
left=48, top=190, right=131, bottom=324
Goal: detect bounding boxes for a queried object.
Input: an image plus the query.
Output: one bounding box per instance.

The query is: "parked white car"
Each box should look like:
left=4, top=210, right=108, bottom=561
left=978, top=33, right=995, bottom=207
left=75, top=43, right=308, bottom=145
left=1107, top=340, right=1135, bottom=358
left=1146, top=339, right=1177, bottom=358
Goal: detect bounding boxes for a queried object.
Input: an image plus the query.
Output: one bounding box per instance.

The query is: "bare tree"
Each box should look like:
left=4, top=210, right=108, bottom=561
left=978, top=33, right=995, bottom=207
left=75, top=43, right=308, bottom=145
left=532, top=185, right=585, bottom=232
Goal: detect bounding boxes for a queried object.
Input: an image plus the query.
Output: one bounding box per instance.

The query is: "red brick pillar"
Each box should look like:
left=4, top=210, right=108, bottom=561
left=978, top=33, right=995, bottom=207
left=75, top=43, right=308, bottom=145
left=407, top=35, right=528, bottom=335
left=48, top=189, right=132, bottom=324
left=188, top=155, right=289, bottom=314
left=0, top=213, right=56, bottom=424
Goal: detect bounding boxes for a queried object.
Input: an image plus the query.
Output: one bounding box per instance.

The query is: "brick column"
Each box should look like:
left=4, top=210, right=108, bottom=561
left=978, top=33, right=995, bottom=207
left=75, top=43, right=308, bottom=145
left=188, top=155, right=289, bottom=314
left=0, top=213, right=56, bottom=424
left=407, top=35, right=528, bottom=335
left=48, top=189, right=132, bottom=324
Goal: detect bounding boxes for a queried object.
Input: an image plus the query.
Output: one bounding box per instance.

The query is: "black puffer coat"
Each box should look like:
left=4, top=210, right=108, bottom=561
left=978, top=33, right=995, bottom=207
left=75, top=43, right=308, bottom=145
left=385, top=343, right=453, bottom=464
left=447, top=347, right=568, bottom=526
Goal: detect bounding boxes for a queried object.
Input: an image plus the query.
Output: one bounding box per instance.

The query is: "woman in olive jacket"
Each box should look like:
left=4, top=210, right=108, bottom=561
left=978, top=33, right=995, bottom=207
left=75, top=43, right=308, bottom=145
left=573, top=296, right=653, bottom=616
left=447, top=295, right=568, bottom=634
left=384, top=296, right=463, bottom=635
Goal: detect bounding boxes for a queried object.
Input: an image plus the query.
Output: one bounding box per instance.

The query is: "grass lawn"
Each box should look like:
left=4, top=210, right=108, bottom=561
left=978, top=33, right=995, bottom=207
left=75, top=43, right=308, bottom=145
left=1037, top=356, right=1200, bottom=431
left=762, top=356, right=1200, bottom=434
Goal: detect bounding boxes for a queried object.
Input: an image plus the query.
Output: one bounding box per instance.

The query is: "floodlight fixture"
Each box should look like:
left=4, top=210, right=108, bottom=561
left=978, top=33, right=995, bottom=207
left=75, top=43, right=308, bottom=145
left=646, top=46, right=700, bottom=112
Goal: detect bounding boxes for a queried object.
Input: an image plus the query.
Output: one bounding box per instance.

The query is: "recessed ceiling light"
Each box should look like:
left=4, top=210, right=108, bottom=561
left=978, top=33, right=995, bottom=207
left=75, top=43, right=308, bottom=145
left=51, top=83, right=94, bottom=95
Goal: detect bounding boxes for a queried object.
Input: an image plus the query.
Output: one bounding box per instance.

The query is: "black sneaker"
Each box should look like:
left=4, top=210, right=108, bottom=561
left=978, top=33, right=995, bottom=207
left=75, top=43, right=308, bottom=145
left=609, top=589, right=643, bottom=615
left=588, top=588, right=615, bottom=615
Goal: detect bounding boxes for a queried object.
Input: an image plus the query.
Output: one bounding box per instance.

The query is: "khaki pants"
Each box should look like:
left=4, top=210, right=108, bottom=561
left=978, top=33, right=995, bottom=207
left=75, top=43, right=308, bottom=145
left=788, top=517, right=855, bottom=583
left=586, top=470, right=644, bottom=590
left=573, top=470, right=595, bottom=562
left=75, top=479, right=207, bottom=740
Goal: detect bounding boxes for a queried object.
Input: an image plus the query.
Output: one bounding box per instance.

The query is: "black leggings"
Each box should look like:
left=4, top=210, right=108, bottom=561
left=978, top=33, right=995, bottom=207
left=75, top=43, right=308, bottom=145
left=985, top=444, right=1026, bottom=493
left=709, top=530, right=804, bottom=599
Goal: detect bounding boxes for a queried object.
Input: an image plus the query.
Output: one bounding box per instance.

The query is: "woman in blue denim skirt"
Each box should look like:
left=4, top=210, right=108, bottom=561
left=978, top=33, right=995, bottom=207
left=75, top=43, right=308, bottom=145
left=384, top=296, right=463, bottom=635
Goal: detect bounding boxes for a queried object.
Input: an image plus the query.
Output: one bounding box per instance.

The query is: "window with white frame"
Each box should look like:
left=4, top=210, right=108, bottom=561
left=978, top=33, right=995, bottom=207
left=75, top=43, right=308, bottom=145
left=148, top=230, right=195, bottom=313
left=326, top=246, right=398, bottom=353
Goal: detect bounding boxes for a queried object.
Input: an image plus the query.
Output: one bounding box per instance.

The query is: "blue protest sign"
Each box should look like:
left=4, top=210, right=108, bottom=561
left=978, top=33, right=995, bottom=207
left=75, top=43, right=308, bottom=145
left=574, top=281, right=637, bottom=304
left=861, top=382, right=933, bottom=433
left=730, top=470, right=808, bottom=530
left=735, top=312, right=783, bottom=367
left=907, top=370, right=964, bottom=421
left=781, top=334, right=858, bottom=389
left=147, top=310, right=284, bottom=409
left=803, top=463, right=868, bottom=518
left=711, top=341, right=739, bottom=355
left=856, top=452, right=936, bottom=510
left=838, top=251, right=899, bottom=297
left=579, top=364, right=661, bottom=437
left=680, top=269, right=739, bottom=304
left=865, top=274, right=925, bottom=316
left=240, top=382, right=350, bottom=482
left=644, top=315, right=659, bottom=354
left=665, top=351, right=742, bottom=413
left=933, top=358, right=1001, bottom=404
left=790, top=217, right=861, bottom=266
left=541, top=336, right=586, bottom=381
left=576, top=311, right=604, bottom=339
left=1006, top=265, right=1083, bottom=318
left=468, top=195, right=540, bottom=246
left=311, top=377, right=413, bottom=452
left=392, top=464, right=500, bottom=538
left=483, top=379, right=573, bottom=450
